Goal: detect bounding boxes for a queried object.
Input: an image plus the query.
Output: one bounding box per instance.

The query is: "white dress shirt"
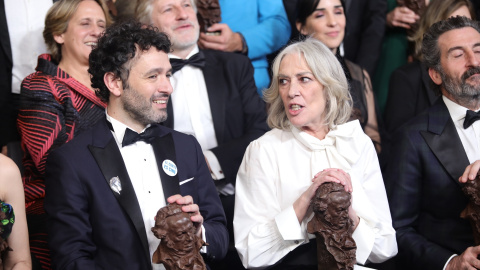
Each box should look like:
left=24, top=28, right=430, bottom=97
left=106, top=114, right=167, bottom=270
left=4, top=0, right=51, bottom=94
left=234, top=120, right=397, bottom=269
left=106, top=113, right=207, bottom=269
left=443, top=96, right=480, bottom=163
left=169, top=46, right=225, bottom=180
left=442, top=96, right=480, bottom=269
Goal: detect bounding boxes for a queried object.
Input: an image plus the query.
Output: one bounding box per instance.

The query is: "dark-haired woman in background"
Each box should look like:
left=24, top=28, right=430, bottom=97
left=296, top=0, right=382, bottom=153
left=17, top=0, right=112, bottom=268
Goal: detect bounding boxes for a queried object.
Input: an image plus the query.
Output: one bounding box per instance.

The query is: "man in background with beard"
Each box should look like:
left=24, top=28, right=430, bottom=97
left=386, top=16, right=480, bottom=270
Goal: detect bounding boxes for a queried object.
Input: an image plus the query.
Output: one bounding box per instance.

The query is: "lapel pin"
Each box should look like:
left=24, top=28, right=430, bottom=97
left=162, top=159, right=177, bottom=176
left=109, top=176, right=122, bottom=195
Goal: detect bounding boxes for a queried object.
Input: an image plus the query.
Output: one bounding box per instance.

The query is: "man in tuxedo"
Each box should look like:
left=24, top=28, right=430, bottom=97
left=135, top=0, right=269, bottom=255
left=386, top=16, right=480, bottom=269
left=44, top=20, right=228, bottom=270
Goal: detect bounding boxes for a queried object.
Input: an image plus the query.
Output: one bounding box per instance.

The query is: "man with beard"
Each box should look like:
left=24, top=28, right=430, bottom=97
left=134, top=1, right=269, bottom=266
left=386, top=16, right=480, bottom=270
left=43, top=20, right=228, bottom=270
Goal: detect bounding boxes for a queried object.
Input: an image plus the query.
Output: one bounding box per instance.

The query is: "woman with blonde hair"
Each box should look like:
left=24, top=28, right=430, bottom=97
left=409, top=0, right=474, bottom=61
left=17, top=0, right=112, bottom=268
left=234, top=38, right=397, bottom=269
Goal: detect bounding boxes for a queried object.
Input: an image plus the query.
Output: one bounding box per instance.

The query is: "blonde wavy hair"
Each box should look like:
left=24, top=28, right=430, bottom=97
left=43, top=0, right=113, bottom=63
left=264, top=38, right=352, bottom=131
left=410, top=0, right=474, bottom=61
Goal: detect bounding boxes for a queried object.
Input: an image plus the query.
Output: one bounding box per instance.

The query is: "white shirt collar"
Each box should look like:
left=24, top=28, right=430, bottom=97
left=168, top=45, right=199, bottom=60
left=442, top=95, right=476, bottom=123
left=105, top=109, right=150, bottom=146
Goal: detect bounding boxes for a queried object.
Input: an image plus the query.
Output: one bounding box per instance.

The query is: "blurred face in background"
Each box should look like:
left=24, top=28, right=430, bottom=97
left=54, top=0, right=106, bottom=66
left=297, top=0, right=345, bottom=54
left=151, top=0, right=200, bottom=53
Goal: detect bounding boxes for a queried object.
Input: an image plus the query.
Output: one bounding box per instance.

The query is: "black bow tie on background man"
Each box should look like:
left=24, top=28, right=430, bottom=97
left=170, top=51, right=206, bottom=74
left=122, top=125, right=160, bottom=147
left=464, top=109, right=480, bottom=129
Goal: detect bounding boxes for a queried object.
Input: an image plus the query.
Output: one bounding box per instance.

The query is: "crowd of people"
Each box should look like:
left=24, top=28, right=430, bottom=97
left=1, top=0, right=480, bottom=269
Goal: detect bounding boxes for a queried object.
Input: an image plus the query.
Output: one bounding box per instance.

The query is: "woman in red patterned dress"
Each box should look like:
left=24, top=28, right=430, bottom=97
left=17, top=0, right=112, bottom=268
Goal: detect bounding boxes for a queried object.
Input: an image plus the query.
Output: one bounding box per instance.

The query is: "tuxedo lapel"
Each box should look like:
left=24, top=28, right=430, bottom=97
left=202, top=50, right=226, bottom=143
left=150, top=132, right=180, bottom=201
left=420, top=100, right=469, bottom=186
left=87, top=120, right=150, bottom=263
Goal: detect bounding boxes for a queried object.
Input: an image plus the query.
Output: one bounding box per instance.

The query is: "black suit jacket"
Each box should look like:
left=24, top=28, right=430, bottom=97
left=385, top=98, right=474, bottom=269
left=384, top=60, right=438, bottom=136
left=164, top=49, right=269, bottom=185
left=343, top=0, right=387, bottom=76
left=45, top=119, right=228, bottom=270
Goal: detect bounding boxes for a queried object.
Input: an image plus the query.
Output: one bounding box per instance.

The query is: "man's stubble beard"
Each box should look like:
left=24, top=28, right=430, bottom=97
left=121, top=83, right=168, bottom=126
left=441, top=66, right=480, bottom=107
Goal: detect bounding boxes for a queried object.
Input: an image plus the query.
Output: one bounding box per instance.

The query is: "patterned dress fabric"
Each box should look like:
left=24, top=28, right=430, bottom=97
left=18, top=54, right=106, bottom=269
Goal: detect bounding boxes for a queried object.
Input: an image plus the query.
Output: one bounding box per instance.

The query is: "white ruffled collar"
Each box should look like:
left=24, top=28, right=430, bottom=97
left=290, top=120, right=363, bottom=172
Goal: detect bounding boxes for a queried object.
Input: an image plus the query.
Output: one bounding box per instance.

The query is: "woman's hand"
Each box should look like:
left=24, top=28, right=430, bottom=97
left=294, top=168, right=352, bottom=223
left=386, top=6, right=419, bottom=29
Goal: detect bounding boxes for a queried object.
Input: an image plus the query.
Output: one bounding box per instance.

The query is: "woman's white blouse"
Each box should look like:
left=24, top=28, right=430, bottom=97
left=233, top=120, right=397, bottom=269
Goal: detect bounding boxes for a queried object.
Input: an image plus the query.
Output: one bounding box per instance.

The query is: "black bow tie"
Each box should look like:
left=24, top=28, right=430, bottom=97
left=464, top=110, right=480, bottom=129
left=122, top=125, right=159, bottom=147
left=170, top=51, right=205, bottom=74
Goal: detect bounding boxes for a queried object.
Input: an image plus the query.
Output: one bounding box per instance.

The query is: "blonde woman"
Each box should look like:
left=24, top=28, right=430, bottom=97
left=234, top=38, right=397, bottom=269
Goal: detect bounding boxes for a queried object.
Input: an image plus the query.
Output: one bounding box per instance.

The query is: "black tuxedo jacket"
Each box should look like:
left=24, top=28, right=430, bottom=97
left=343, top=0, right=387, bottom=76
left=163, top=49, right=269, bottom=185
left=384, top=60, right=438, bottom=136
left=44, top=119, right=228, bottom=270
left=385, top=98, right=474, bottom=269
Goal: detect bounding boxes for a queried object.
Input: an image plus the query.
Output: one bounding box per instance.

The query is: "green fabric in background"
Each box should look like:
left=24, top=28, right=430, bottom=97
left=373, top=0, right=409, bottom=114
